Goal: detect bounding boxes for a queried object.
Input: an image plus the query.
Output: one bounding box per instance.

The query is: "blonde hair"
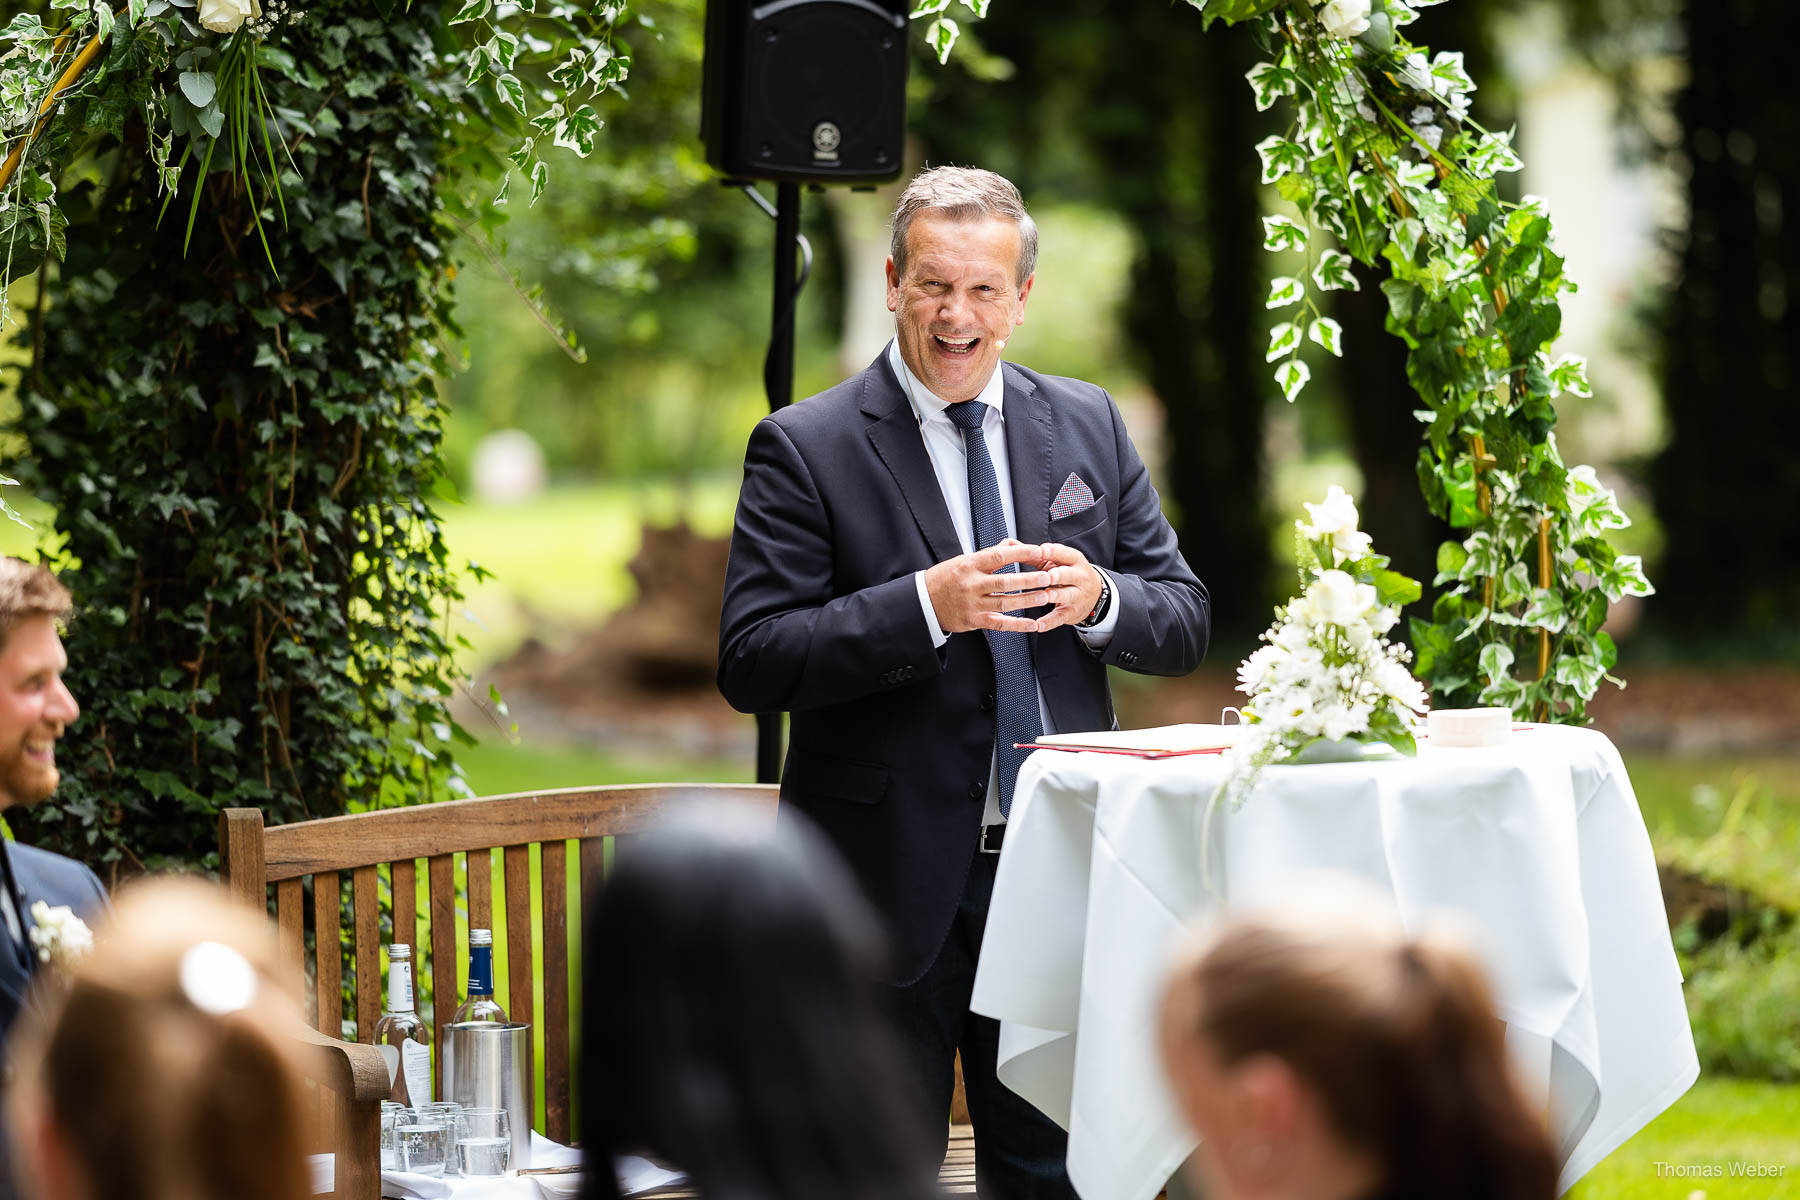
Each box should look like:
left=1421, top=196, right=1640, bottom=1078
left=889, top=166, right=1039, bottom=285
left=6, top=878, right=311, bottom=1200
left=1161, top=899, right=1558, bottom=1200
left=0, top=557, right=71, bottom=652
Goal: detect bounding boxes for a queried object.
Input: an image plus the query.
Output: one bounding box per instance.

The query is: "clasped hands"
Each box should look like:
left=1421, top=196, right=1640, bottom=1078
left=925, top=538, right=1104, bottom=634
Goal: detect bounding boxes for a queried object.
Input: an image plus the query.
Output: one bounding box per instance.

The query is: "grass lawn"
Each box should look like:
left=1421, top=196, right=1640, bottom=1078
left=1572, top=1077, right=1800, bottom=1199
left=442, top=478, right=740, bottom=669
left=452, top=735, right=750, bottom=795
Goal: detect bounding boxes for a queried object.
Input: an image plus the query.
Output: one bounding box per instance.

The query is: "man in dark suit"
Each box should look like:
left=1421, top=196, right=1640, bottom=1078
left=0, top=559, right=105, bottom=1048
left=719, top=167, right=1209, bottom=1196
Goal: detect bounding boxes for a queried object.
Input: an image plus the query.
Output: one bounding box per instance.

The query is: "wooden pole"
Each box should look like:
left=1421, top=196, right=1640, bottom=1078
left=0, top=23, right=112, bottom=193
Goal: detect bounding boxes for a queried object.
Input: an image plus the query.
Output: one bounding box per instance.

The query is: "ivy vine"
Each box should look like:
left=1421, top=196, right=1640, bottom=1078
left=1200, top=0, right=1653, bottom=721
left=4, top=0, right=481, bottom=873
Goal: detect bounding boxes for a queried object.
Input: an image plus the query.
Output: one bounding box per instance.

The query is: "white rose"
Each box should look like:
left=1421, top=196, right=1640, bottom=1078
left=199, top=0, right=262, bottom=34
left=1318, top=0, right=1371, bottom=38
left=1303, top=486, right=1361, bottom=538
left=1306, top=569, right=1372, bottom=626
left=1333, top=527, right=1374, bottom=562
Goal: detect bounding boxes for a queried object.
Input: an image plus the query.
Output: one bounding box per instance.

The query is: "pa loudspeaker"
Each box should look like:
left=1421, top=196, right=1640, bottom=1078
left=702, top=0, right=910, bottom=186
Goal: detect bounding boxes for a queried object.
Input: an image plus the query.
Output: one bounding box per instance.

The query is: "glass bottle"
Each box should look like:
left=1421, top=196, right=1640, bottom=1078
left=372, top=943, right=432, bottom=1105
left=450, top=928, right=508, bottom=1025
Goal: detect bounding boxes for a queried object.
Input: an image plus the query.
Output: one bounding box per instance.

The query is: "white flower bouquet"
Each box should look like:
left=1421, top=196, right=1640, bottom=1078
left=1217, top=486, right=1430, bottom=807
left=28, top=901, right=94, bottom=968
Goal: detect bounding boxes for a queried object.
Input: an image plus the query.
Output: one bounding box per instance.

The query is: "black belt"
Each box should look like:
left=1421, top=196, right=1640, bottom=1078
left=979, top=823, right=1006, bottom=854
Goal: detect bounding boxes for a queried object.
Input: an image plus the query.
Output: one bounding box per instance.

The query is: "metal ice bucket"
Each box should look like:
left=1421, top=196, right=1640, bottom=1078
left=443, top=1021, right=532, bottom=1170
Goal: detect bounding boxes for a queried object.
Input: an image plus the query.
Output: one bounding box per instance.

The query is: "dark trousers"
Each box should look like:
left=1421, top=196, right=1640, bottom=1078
left=887, top=846, right=1078, bottom=1200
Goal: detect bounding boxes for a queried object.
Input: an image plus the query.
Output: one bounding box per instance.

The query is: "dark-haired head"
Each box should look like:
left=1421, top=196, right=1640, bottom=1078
left=578, top=804, right=940, bottom=1200
left=1159, top=881, right=1559, bottom=1200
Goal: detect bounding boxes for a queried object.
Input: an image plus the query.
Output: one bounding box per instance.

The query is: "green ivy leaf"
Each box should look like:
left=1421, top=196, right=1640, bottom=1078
left=528, top=160, right=548, bottom=207
left=495, top=72, right=526, bottom=114
left=961, top=0, right=991, bottom=15
left=1520, top=587, right=1568, bottom=633
left=1254, top=135, right=1308, bottom=184
left=1372, top=568, right=1422, bottom=608
left=1266, top=275, right=1304, bottom=309
left=1262, top=214, right=1307, bottom=252
left=553, top=104, right=603, bottom=157
left=1246, top=61, right=1298, bottom=112
left=449, top=0, right=490, bottom=23
left=1307, top=317, right=1344, bottom=356
left=1479, top=641, right=1515, bottom=682
left=1274, top=359, right=1311, bottom=401
left=1311, top=248, right=1359, bottom=291
left=926, top=16, right=960, bottom=63
left=909, top=0, right=951, bottom=14
left=1265, top=321, right=1300, bottom=362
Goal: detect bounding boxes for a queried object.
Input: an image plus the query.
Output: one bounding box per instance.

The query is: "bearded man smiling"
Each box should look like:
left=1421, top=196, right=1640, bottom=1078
left=0, top=560, right=106, bottom=1049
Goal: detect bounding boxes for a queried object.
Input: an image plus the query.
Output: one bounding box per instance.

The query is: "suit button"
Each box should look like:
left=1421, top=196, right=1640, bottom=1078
left=968, top=782, right=984, bottom=800
left=979, top=693, right=995, bottom=712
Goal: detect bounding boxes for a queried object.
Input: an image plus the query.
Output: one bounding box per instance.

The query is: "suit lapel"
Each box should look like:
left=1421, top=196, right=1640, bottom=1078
left=1003, top=365, right=1053, bottom=548
left=0, top=839, right=35, bottom=1024
left=863, top=355, right=965, bottom=565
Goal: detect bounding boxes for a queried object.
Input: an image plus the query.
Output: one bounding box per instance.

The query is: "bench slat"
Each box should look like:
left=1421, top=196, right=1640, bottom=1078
left=352, top=866, right=380, bottom=1041
left=260, top=785, right=775, bottom=880
left=429, top=853, right=458, bottom=1068
left=542, top=838, right=572, bottom=1144
left=315, top=871, right=342, bottom=1038
left=276, top=878, right=305, bottom=990
left=503, top=843, right=535, bottom=1126
left=469, top=847, right=493, bottom=933
left=392, top=859, right=416, bottom=961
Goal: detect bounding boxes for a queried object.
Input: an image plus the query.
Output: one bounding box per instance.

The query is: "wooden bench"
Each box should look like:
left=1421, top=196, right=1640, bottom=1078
left=219, top=782, right=779, bottom=1200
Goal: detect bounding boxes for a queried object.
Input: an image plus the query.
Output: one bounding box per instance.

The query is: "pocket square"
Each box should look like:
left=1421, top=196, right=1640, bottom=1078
left=1050, top=472, right=1096, bottom=520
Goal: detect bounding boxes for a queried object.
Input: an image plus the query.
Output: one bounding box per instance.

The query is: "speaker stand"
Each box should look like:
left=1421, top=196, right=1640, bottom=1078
left=751, top=181, right=810, bottom=785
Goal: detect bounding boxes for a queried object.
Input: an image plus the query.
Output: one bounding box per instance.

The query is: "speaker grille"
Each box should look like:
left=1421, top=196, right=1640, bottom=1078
left=705, top=0, right=907, bottom=184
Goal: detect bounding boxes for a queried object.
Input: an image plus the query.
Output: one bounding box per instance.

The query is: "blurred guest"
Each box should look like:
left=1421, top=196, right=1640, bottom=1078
left=4, top=877, right=311, bottom=1200
left=0, top=559, right=102, bottom=1049
left=1159, top=894, right=1558, bottom=1200
left=578, top=809, right=942, bottom=1200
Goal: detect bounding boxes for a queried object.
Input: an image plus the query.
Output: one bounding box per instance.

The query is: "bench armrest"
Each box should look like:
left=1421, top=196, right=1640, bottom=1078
left=281, top=1022, right=387, bottom=1200
left=289, top=1022, right=392, bottom=1104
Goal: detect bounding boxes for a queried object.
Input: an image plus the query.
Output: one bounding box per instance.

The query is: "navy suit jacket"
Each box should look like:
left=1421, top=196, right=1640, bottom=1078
left=718, top=352, right=1209, bottom=984
left=0, top=838, right=108, bottom=1046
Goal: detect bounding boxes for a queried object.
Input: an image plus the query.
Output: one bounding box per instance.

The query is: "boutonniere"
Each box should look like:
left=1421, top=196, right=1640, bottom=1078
left=27, top=902, right=94, bottom=968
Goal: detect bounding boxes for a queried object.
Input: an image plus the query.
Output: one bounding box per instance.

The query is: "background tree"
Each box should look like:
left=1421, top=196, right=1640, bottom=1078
left=6, top=1, right=471, bottom=872
left=1647, top=0, right=1800, bottom=649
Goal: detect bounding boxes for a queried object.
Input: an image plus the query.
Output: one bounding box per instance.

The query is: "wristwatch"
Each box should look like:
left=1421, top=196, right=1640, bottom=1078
left=1076, top=568, right=1112, bottom=629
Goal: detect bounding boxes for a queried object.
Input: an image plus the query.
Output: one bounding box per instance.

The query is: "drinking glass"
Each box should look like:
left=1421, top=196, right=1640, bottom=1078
left=378, top=1101, right=404, bottom=1170
left=395, top=1108, right=452, bottom=1177
left=454, top=1107, right=512, bottom=1177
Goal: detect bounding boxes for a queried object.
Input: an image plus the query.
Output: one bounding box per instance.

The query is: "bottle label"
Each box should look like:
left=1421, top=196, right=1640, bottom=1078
left=402, top=1039, right=433, bottom=1106
left=388, top=958, right=415, bottom=1014
left=467, top=944, right=494, bottom=997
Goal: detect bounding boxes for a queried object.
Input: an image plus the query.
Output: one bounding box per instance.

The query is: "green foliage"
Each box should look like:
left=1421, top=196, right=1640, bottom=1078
left=6, top=0, right=476, bottom=871
left=1683, top=924, right=1800, bottom=1083
left=1200, top=0, right=1650, bottom=720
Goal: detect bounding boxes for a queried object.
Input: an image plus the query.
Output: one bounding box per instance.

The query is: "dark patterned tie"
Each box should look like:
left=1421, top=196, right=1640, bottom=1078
left=945, top=400, right=1042, bottom=818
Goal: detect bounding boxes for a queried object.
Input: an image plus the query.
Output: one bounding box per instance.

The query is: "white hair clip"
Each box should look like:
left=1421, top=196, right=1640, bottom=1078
left=179, top=941, right=259, bottom=1015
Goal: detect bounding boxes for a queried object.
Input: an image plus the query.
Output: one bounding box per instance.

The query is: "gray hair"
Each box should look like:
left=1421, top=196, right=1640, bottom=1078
left=889, top=166, right=1039, bottom=286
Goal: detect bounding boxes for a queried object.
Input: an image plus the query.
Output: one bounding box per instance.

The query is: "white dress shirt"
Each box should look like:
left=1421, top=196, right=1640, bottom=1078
left=888, top=340, right=1121, bottom=825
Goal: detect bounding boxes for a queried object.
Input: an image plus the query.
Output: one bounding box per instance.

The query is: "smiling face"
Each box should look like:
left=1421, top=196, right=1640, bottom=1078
left=887, top=210, right=1034, bottom=404
left=0, top=614, right=80, bottom=809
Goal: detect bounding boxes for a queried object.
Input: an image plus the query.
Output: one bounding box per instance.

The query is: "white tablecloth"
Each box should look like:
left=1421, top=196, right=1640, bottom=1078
left=969, top=724, right=1698, bottom=1200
